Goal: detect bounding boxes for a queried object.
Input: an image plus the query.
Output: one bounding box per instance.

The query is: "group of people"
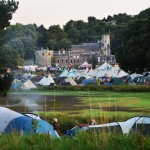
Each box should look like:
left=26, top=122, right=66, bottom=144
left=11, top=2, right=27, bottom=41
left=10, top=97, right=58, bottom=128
left=52, top=118, right=97, bottom=136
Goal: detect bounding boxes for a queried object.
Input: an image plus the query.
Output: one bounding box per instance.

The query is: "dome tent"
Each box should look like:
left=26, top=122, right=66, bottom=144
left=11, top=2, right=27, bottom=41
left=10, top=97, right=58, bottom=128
left=0, top=107, right=60, bottom=139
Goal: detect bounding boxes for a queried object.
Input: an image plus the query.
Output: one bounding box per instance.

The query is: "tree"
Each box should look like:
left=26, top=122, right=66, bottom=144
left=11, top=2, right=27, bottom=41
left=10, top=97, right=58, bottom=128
left=2, top=45, right=23, bottom=68
left=47, top=25, right=66, bottom=41
left=46, top=39, right=57, bottom=50
left=0, top=73, right=14, bottom=96
left=0, top=0, right=19, bottom=30
left=59, top=38, right=72, bottom=51
left=0, top=0, right=19, bottom=97
left=137, top=8, right=150, bottom=19
left=115, top=19, right=150, bottom=72
left=36, top=25, right=47, bottom=48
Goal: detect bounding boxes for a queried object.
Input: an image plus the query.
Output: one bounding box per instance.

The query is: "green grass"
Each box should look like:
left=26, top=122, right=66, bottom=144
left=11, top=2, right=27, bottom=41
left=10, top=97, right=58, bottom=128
left=1, top=89, right=150, bottom=149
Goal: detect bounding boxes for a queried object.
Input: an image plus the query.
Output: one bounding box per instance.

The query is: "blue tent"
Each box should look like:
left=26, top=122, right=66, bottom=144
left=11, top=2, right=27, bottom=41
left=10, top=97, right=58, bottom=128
left=5, top=116, right=60, bottom=139
left=11, top=83, right=20, bottom=89
left=82, top=78, right=97, bottom=86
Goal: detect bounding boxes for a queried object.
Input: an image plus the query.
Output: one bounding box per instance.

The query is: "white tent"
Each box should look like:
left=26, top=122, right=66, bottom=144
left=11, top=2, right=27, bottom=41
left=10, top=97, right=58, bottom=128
left=80, top=74, right=91, bottom=79
left=117, top=70, right=128, bottom=78
left=64, top=77, right=77, bottom=86
left=76, top=116, right=150, bottom=136
left=130, top=73, right=142, bottom=80
left=84, top=67, right=93, bottom=76
left=0, top=107, right=23, bottom=133
left=96, top=62, right=113, bottom=71
left=22, top=73, right=28, bottom=78
left=43, top=75, right=55, bottom=86
left=39, top=76, right=47, bottom=85
left=13, top=79, right=23, bottom=86
left=21, top=79, right=37, bottom=89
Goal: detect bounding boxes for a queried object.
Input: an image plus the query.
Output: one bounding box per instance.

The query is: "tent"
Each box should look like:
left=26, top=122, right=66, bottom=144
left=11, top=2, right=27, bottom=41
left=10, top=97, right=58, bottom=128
left=13, top=79, right=23, bottom=86
left=21, top=79, right=37, bottom=89
left=138, top=76, right=150, bottom=83
left=110, top=77, right=123, bottom=85
left=130, top=73, right=142, bottom=80
left=66, top=124, right=89, bottom=137
left=95, top=62, right=113, bottom=71
left=0, top=107, right=60, bottom=138
left=79, top=61, right=90, bottom=68
left=59, top=68, right=80, bottom=78
left=117, top=70, right=128, bottom=78
left=39, top=76, right=47, bottom=85
left=68, top=116, right=150, bottom=136
left=88, top=116, right=150, bottom=136
left=64, top=77, right=77, bottom=86
left=42, top=75, right=55, bottom=86
left=82, top=78, right=97, bottom=86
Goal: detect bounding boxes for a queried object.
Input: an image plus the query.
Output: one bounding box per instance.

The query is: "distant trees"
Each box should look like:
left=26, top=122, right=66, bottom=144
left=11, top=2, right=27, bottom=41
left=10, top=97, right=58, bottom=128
left=137, top=8, right=150, bottom=19
left=4, top=23, right=38, bottom=65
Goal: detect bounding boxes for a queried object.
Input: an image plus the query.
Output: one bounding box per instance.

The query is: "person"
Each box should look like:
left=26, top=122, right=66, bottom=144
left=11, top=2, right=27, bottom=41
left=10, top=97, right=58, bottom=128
left=52, top=118, right=61, bottom=135
left=91, top=119, right=97, bottom=126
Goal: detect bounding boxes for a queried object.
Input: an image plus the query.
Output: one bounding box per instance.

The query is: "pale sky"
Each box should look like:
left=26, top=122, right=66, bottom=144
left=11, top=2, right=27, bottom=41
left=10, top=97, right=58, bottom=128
left=11, top=0, right=150, bottom=29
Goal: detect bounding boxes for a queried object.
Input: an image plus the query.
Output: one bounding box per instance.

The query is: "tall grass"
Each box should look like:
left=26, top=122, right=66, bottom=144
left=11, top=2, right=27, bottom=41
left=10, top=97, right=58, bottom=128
left=1, top=88, right=150, bottom=149
left=1, top=131, right=150, bottom=150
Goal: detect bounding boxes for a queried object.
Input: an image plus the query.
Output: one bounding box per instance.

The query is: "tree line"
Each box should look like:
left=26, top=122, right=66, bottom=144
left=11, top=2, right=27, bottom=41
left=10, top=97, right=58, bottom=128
left=0, top=1, right=150, bottom=72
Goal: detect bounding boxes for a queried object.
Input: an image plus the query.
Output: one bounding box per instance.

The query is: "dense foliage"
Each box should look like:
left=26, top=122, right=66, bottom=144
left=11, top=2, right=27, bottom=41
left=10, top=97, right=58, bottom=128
left=115, top=19, right=150, bottom=72
left=0, top=0, right=18, bottom=96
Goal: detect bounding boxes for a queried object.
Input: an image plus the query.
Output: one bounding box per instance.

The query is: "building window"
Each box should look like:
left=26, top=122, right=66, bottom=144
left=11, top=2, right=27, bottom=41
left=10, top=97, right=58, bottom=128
left=77, top=56, right=79, bottom=58
left=71, top=60, right=72, bottom=63
left=74, top=60, right=76, bottom=63
left=58, top=60, right=59, bottom=63
left=62, top=60, right=63, bottom=63
left=54, top=60, right=55, bottom=63
left=66, top=60, right=67, bottom=63
left=37, top=53, right=38, bottom=55
left=42, top=53, right=44, bottom=56
left=83, top=58, right=84, bottom=61
left=77, top=60, right=79, bottom=63
left=49, top=53, right=50, bottom=56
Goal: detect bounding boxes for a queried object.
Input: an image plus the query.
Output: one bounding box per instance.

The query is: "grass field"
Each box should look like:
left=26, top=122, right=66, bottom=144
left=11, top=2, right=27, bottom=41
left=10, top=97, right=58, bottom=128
left=2, top=90, right=150, bottom=130
left=1, top=89, right=150, bottom=149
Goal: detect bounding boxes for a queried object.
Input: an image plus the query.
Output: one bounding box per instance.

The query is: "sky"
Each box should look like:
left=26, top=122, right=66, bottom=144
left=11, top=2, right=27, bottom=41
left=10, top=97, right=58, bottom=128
left=11, top=0, right=150, bottom=29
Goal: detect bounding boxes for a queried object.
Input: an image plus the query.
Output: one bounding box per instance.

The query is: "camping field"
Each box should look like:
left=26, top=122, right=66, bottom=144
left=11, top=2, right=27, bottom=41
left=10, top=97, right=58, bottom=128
left=2, top=90, right=150, bottom=129
left=1, top=89, right=150, bottom=150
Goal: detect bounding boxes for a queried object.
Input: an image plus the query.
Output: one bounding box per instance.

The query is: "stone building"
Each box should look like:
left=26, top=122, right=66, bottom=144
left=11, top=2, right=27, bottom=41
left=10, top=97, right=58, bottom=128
left=35, top=34, right=116, bottom=68
left=35, top=48, right=53, bottom=67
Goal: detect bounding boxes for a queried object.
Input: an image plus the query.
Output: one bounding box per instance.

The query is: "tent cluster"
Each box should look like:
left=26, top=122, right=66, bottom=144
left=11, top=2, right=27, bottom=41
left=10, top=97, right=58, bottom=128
left=12, top=62, right=150, bottom=89
left=0, top=107, right=60, bottom=139
left=67, top=116, right=150, bottom=137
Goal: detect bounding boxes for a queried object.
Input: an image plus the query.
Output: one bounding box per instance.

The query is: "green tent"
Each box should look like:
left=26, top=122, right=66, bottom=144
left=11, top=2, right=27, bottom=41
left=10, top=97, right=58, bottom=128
left=110, top=77, right=123, bottom=85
